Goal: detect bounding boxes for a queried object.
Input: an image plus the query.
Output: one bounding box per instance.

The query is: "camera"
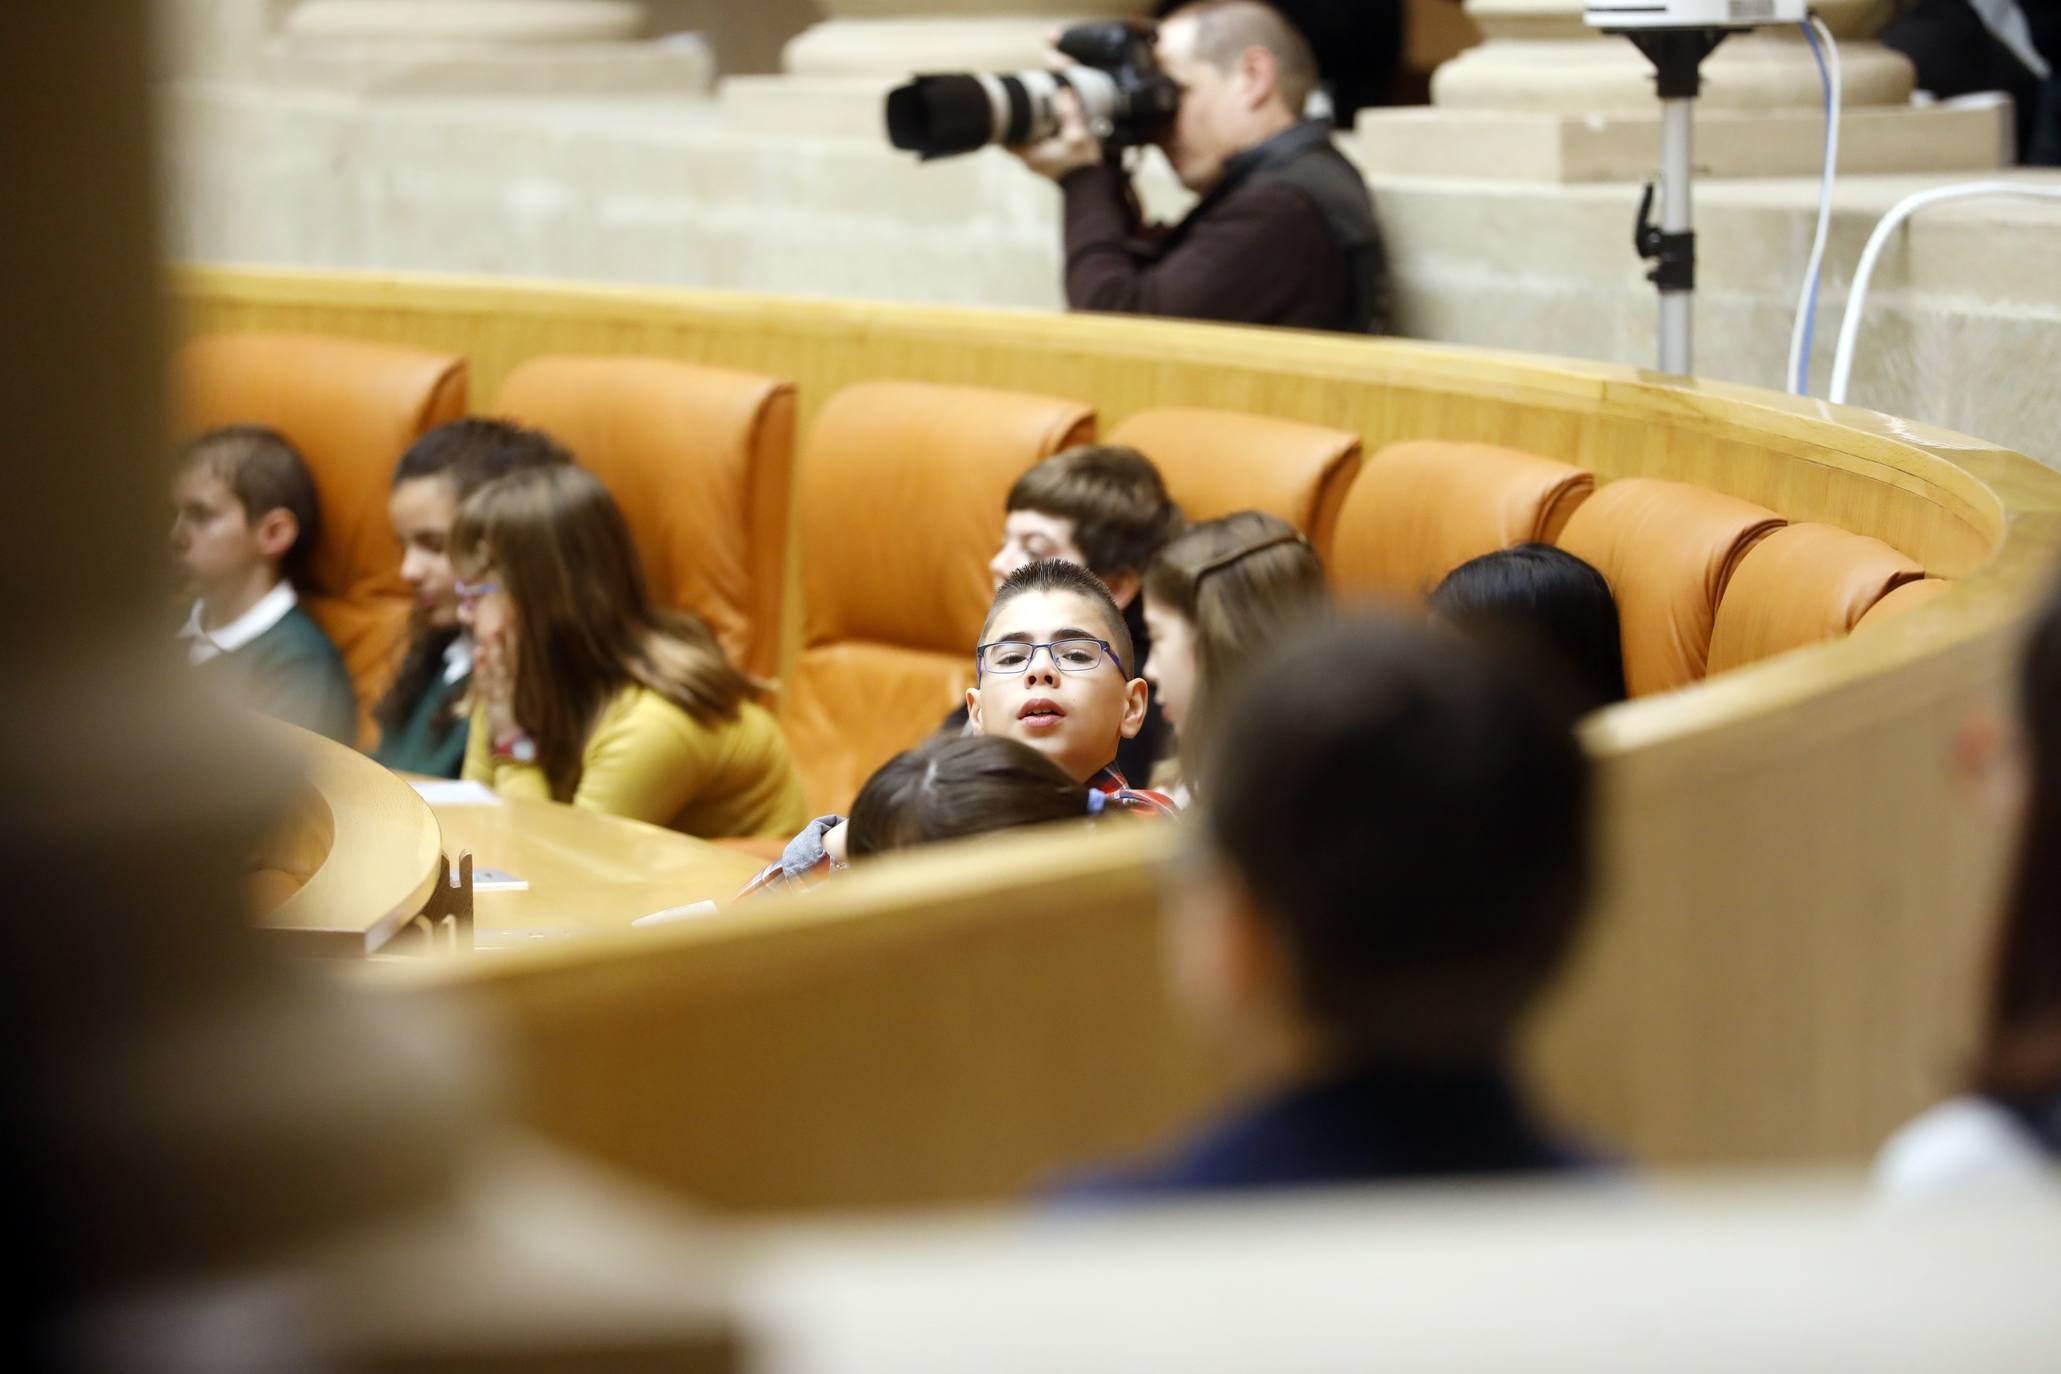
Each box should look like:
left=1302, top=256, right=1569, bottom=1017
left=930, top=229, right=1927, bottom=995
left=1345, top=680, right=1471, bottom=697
left=885, top=21, right=1181, bottom=161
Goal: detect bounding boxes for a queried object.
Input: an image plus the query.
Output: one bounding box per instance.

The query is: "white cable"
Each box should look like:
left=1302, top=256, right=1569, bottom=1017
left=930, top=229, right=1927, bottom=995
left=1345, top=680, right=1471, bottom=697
left=1827, top=182, right=2061, bottom=405
left=1786, top=14, right=1840, bottom=396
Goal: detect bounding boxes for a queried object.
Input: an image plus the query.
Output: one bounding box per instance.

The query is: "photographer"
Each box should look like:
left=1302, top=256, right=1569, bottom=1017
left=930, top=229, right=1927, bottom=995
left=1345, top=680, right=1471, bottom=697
left=1013, top=0, right=1389, bottom=335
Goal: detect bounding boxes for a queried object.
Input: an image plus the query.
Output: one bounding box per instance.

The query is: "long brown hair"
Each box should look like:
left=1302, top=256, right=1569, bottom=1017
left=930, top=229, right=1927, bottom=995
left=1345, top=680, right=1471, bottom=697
left=1976, top=572, right=2061, bottom=1104
left=450, top=465, right=751, bottom=797
left=1144, top=510, right=1328, bottom=782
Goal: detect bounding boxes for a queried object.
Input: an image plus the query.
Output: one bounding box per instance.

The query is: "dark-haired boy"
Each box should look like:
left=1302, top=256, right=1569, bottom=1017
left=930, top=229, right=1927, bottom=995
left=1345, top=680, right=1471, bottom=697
left=743, top=560, right=1175, bottom=895
left=172, top=425, right=355, bottom=744
left=941, top=444, right=1184, bottom=782
left=1067, top=614, right=1601, bottom=1195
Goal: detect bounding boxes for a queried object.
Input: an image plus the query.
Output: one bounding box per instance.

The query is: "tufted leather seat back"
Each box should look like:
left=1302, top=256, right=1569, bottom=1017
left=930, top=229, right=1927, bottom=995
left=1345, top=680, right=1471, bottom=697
left=780, top=380, right=1095, bottom=814
left=1327, top=440, right=1594, bottom=600
left=1556, top=478, right=1785, bottom=697
left=496, top=354, right=795, bottom=680
left=1104, top=407, right=1361, bottom=544
left=1706, top=523, right=1924, bottom=674
left=1853, top=576, right=1952, bottom=634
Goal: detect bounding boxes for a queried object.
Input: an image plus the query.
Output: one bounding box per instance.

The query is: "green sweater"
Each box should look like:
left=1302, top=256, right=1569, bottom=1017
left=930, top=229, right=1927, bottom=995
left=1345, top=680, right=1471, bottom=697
left=372, top=668, right=471, bottom=778
left=193, top=605, right=357, bottom=745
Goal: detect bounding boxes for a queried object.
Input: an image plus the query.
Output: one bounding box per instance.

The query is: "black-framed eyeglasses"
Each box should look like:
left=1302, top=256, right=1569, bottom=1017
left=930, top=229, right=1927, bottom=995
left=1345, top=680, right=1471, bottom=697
left=975, top=637, right=1127, bottom=680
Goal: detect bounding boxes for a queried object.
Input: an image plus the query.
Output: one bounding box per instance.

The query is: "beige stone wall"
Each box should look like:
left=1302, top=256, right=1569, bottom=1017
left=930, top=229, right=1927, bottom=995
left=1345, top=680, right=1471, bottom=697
left=156, top=0, right=2061, bottom=470
left=641, top=0, right=821, bottom=76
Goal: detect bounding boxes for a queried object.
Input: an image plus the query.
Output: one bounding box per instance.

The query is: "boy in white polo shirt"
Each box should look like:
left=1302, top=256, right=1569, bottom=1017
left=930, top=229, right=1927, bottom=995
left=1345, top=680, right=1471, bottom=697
left=171, top=425, right=355, bottom=743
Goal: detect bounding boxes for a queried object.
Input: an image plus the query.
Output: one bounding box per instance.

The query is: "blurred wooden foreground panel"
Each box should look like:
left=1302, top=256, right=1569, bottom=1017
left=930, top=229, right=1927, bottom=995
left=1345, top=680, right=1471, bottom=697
left=185, top=268, right=2061, bottom=1179
left=381, top=822, right=1226, bottom=1212
left=734, top=1184, right=2061, bottom=1371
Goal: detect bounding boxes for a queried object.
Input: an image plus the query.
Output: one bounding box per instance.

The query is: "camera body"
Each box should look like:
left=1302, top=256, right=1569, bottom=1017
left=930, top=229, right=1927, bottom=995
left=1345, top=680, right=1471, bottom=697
left=886, top=20, right=1182, bottom=161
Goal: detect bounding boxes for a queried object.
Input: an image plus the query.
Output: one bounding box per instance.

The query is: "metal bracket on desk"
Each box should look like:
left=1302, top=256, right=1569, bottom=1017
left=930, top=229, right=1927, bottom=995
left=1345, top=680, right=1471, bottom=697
left=407, top=851, right=474, bottom=954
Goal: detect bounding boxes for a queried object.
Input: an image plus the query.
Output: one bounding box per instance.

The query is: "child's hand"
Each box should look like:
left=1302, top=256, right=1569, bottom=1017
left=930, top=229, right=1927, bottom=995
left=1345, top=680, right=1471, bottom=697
left=475, top=630, right=522, bottom=747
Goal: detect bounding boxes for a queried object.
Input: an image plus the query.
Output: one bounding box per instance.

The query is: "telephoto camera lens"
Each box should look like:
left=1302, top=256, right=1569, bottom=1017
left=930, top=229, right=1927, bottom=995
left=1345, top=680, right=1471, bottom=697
left=885, top=20, right=1164, bottom=162
left=887, top=69, right=1116, bottom=160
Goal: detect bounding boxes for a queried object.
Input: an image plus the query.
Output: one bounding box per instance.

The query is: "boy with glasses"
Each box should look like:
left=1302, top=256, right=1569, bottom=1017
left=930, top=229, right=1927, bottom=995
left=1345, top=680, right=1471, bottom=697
left=939, top=444, right=1184, bottom=784
left=743, top=560, right=1175, bottom=895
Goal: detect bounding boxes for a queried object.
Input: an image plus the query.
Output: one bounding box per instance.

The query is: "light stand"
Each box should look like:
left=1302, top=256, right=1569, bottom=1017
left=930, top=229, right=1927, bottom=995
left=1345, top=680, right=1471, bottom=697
left=1617, top=29, right=1732, bottom=376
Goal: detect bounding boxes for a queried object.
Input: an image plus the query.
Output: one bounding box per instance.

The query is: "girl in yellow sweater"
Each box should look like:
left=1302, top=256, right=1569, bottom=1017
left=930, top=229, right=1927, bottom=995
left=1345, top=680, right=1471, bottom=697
left=453, top=464, right=806, bottom=840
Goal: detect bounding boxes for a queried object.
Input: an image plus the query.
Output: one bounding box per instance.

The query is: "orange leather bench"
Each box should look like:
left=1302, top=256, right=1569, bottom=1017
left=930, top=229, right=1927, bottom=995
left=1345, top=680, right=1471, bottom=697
left=1327, top=440, right=1594, bottom=601
left=1556, top=478, right=1786, bottom=697
left=1106, top=407, right=1361, bottom=545
left=1706, top=524, right=1925, bottom=673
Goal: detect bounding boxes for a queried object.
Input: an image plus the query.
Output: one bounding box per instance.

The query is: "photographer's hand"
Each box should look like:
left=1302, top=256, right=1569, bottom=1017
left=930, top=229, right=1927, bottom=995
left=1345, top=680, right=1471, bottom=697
left=1010, top=87, right=1104, bottom=181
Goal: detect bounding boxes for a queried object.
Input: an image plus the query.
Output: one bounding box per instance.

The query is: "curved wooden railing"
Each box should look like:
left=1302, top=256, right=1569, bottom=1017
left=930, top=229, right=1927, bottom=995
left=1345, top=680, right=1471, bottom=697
left=256, top=721, right=446, bottom=957
left=182, top=266, right=2061, bottom=1195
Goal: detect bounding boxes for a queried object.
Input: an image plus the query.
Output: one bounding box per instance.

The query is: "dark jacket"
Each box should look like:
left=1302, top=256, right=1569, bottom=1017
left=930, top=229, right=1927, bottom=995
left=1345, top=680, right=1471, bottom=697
left=372, top=665, right=470, bottom=778
left=1060, top=120, right=1388, bottom=334
left=192, top=605, right=357, bottom=746
left=1060, top=1059, right=1595, bottom=1199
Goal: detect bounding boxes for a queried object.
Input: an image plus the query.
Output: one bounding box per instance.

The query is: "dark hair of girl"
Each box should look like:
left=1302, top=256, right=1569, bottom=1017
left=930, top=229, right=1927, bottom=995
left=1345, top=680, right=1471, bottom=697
left=847, top=734, right=1099, bottom=859
left=372, top=420, right=572, bottom=738
left=1429, top=543, right=1628, bottom=716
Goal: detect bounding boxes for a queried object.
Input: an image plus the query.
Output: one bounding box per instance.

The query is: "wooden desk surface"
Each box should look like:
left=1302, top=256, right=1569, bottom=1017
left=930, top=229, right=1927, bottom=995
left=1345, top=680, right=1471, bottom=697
left=427, top=795, right=766, bottom=949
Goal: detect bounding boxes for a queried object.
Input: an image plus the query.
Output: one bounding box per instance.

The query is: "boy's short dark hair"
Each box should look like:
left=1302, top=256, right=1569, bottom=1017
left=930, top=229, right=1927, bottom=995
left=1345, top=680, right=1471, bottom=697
left=982, top=560, right=1137, bottom=679
left=848, top=734, right=1092, bottom=858
left=177, top=425, right=321, bottom=587
left=1200, top=613, right=1593, bottom=1059
left=392, top=417, right=574, bottom=494
left=1006, top=445, right=1185, bottom=576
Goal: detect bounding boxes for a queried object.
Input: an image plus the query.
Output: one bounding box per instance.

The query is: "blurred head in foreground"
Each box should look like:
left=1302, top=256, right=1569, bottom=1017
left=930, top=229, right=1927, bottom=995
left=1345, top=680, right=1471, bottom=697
left=1875, top=574, right=2061, bottom=1196
left=1977, top=573, right=2061, bottom=1109
left=1063, top=613, right=1599, bottom=1196
left=1177, top=611, right=1594, bottom=1069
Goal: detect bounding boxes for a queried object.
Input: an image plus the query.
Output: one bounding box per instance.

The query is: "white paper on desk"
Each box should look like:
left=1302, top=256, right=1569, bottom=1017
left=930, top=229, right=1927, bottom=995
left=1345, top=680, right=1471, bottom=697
left=472, top=867, right=529, bottom=892
left=409, top=779, right=502, bottom=806
left=633, top=900, right=720, bottom=928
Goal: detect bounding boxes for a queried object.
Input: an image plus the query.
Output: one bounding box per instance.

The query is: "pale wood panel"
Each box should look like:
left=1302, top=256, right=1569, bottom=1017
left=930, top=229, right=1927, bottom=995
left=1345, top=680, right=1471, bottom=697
left=171, top=268, right=2003, bottom=577
left=381, top=822, right=1230, bottom=1211
left=194, top=267, right=2061, bottom=1186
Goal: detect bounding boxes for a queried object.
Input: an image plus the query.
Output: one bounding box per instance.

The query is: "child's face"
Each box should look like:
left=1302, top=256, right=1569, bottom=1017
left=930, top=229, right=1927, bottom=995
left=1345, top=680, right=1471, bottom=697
left=1142, top=595, right=1198, bottom=733
left=169, top=469, right=273, bottom=599
left=966, top=587, right=1149, bottom=784
left=989, top=509, right=1089, bottom=591
left=389, top=475, right=461, bottom=630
